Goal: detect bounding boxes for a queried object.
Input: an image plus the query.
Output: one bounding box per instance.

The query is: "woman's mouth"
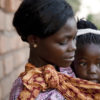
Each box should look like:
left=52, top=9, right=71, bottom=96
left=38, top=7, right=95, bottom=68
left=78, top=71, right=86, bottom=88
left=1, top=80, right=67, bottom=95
left=64, top=56, right=75, bottom=62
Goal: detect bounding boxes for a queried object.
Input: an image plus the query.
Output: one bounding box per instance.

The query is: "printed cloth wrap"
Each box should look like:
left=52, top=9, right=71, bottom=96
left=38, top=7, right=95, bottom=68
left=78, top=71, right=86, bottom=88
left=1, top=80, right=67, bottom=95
left=17, top=63, right=100, bottom=100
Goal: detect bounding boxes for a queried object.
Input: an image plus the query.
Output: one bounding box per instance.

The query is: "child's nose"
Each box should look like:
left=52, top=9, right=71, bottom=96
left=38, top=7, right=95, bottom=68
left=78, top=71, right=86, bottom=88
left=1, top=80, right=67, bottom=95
left=88, top=64, right=97, bottom=74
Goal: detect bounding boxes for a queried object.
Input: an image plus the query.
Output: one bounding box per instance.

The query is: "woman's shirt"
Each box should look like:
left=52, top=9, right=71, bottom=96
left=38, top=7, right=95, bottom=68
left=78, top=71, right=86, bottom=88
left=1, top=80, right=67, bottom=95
left=10, top=67, right=75, bottom=100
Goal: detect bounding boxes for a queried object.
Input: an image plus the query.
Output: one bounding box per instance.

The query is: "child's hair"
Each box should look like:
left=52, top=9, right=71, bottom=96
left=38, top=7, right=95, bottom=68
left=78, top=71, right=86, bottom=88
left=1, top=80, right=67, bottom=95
left=77, top=19, right=97, bottom=30
left=76, top=19, right=100, bottom=48
left=13, top=0, right=74, bottom=42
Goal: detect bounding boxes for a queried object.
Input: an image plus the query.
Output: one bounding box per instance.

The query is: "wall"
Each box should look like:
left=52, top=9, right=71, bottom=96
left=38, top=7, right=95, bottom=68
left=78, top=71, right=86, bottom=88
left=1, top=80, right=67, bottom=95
left=0, top=0, right=29, bottom=100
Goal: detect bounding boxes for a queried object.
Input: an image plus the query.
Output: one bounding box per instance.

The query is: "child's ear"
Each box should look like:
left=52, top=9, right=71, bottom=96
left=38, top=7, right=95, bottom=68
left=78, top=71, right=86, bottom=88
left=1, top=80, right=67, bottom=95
left=27, top=35, right=40, bottom=46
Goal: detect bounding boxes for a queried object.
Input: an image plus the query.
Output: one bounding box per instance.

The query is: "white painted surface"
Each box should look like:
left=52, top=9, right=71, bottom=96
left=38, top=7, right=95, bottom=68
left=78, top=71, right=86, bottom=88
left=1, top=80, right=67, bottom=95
left=76, top=0, right=100, bottom=18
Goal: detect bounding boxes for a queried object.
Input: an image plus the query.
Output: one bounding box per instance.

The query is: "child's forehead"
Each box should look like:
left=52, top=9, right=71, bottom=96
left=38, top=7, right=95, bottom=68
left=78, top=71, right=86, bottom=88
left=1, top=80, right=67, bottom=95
left=77, top=42, right=100, bottom=49
left=78, top=43, right=100, bottom=49
left=76, top=43, right=100, bottom=57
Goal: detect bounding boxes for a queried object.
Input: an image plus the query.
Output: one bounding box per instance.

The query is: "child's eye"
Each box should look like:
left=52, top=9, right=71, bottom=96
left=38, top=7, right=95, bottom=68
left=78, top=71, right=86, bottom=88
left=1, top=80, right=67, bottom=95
left=79, top=62, right=87, bottom=67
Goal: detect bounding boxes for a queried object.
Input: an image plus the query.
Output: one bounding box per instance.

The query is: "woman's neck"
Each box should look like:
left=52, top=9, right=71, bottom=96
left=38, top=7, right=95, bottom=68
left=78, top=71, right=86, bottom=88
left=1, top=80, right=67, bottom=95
left=28, top=49, right=48, bottom=67
left=28, top=47, right=60, bottom=71
left=29, top=57, right=60, bottom=71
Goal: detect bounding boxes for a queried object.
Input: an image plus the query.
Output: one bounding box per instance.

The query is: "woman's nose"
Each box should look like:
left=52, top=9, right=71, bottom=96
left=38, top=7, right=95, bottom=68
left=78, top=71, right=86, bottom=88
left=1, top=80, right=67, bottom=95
left=68, top=40, right=76, bottom=52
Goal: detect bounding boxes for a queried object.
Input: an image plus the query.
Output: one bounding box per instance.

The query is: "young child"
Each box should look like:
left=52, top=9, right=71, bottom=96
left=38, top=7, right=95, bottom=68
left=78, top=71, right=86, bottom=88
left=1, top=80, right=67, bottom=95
left=72, top=19, right=100, bottom=83
left=10, top=0, right=100, bottom=100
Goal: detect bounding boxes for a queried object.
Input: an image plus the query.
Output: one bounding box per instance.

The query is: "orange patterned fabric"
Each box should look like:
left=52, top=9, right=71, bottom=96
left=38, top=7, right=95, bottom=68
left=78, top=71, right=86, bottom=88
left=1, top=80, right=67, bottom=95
left=17, top=63, right=100, bottom=100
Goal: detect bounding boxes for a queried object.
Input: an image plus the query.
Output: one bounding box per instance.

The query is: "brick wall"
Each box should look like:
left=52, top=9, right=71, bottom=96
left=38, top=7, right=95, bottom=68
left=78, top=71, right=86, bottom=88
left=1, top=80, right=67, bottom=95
left=0, top=0, right=30, bottom=100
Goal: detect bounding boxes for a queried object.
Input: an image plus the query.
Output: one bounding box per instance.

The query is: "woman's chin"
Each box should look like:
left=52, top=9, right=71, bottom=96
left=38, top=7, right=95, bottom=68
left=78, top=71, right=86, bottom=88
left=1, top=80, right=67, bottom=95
left=61, top=62, right=72, bottom=67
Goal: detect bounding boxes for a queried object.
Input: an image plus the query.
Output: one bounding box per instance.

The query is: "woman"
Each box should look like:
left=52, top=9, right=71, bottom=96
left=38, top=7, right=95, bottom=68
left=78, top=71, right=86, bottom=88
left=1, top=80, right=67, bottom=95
left=10, top=0, right=100, bottom=100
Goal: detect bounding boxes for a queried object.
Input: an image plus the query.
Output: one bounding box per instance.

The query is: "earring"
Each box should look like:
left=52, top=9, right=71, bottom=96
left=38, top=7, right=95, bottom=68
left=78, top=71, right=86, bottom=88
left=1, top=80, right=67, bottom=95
left=33, top=43, right=37, bottom=48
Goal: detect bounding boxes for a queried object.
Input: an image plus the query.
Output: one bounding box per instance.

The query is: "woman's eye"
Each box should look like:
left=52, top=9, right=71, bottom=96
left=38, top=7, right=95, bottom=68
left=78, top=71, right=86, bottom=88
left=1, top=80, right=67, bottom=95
left=79, top=62, right=87, bottom=67
left=59, top=40, right=67, bottom=45
left=97, top=63, right=100, bottom=67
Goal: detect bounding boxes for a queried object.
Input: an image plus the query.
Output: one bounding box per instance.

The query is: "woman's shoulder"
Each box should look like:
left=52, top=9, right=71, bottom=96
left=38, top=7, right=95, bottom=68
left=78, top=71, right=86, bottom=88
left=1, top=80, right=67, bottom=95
left=36, top=89, right=65, bottom=100
left=9, top=77, right=23, bottom=100
left=9, top=77, right=66, bottom=100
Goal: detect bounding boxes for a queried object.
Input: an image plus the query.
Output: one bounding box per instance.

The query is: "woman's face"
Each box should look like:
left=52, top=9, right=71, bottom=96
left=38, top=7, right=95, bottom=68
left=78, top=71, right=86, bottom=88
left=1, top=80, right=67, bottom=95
left=36, top=17, right=77, bottom=67
left=74, top=43, right=100, bottom=83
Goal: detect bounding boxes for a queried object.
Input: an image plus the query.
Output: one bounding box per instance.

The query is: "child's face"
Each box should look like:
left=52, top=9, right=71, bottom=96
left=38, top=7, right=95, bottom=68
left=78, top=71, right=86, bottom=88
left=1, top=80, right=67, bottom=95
left=36, top=17, right=77, bottom=67
left=74, top=43, right=100, bottom=83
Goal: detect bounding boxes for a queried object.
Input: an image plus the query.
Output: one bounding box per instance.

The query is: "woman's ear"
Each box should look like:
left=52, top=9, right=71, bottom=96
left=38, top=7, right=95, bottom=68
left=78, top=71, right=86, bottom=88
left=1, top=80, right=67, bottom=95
left=27, top=35, right=39, bottom=47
